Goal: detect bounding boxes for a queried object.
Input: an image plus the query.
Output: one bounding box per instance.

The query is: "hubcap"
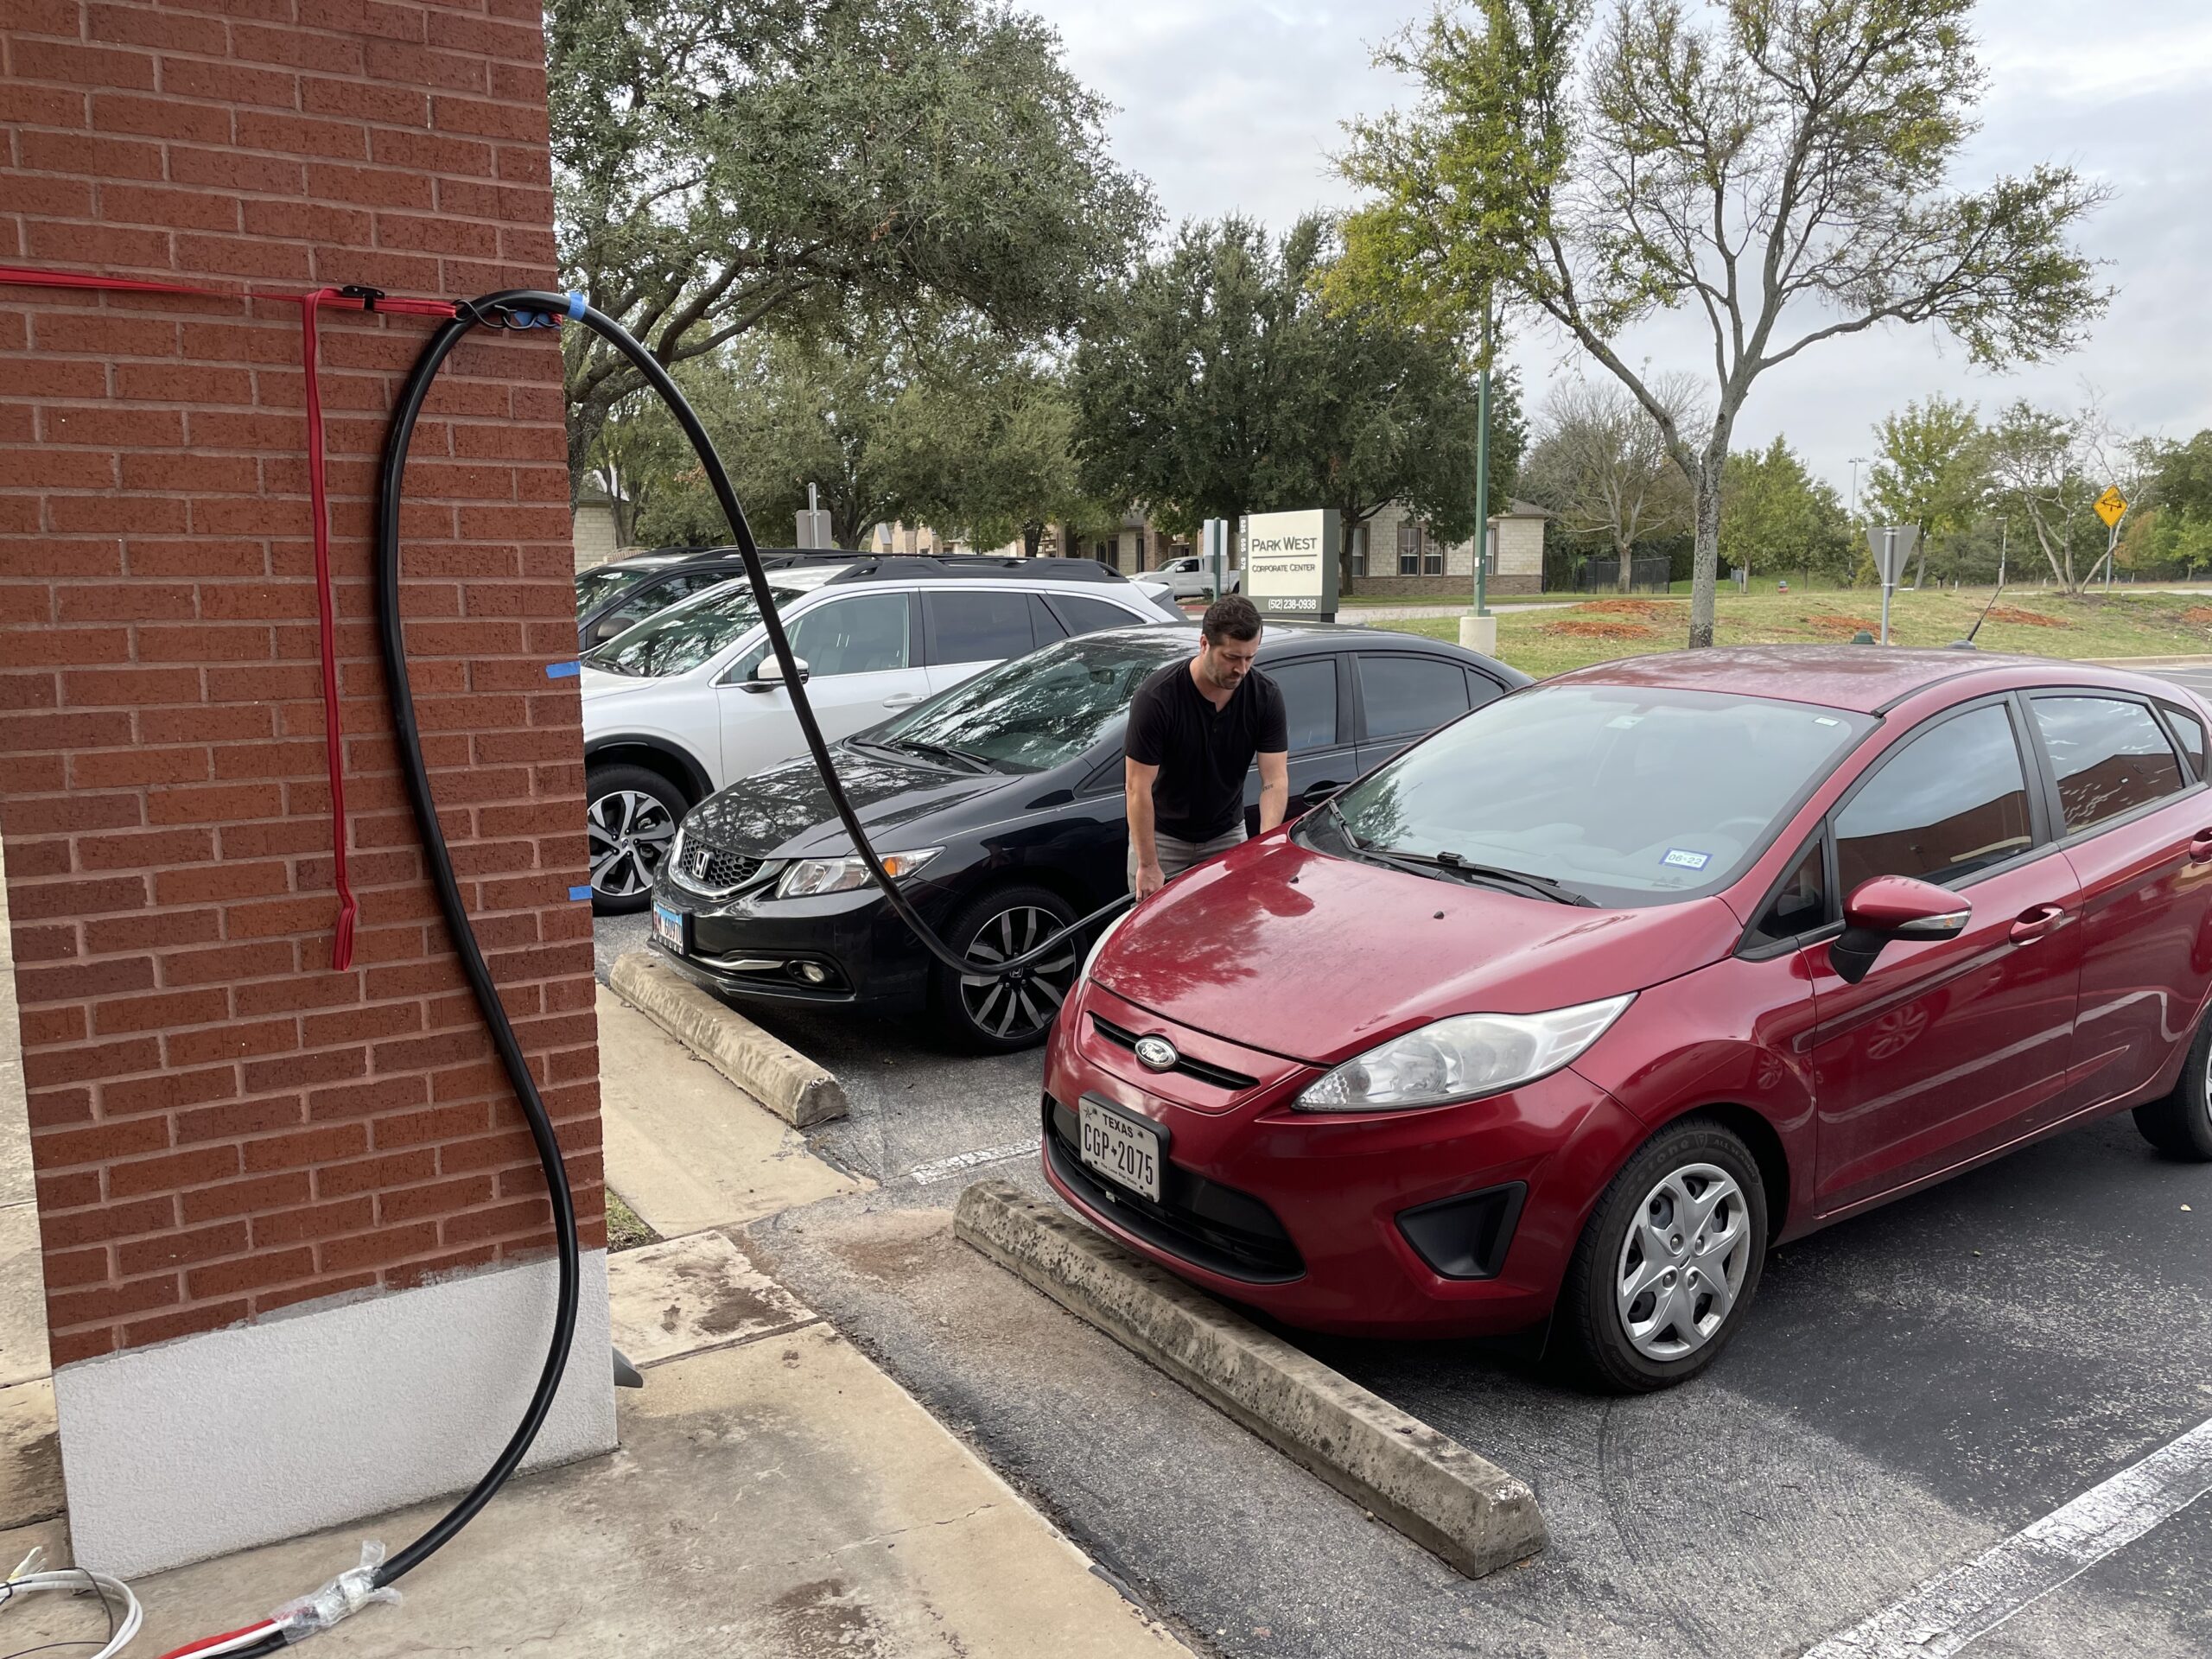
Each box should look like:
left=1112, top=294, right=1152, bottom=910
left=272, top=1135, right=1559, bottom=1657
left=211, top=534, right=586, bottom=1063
left=587, top=789, right=677, bottom=898
left=958, top=906, right=1076, bottom=1041
left=1615, top=1162, right=1750, bottom=1362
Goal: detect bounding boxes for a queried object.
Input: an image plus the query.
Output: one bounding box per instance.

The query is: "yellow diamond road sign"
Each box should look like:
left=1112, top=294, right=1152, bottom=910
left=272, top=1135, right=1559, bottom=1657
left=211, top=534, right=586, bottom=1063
left=2095, top=486, right=2128, bottom=529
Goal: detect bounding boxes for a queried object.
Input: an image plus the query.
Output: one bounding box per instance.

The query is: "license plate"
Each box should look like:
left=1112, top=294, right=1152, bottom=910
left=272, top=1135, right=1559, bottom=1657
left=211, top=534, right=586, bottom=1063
left=651, top=903, right=685, bottom=954
left=1078, top=1099, right=1162, bottom=1203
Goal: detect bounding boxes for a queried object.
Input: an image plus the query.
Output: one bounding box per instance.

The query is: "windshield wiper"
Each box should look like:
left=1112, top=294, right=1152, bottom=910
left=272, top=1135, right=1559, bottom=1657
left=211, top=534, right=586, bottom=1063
left=886, top=738, right=993, bottom=774
left=1363, top=845, right=1595, bottom=906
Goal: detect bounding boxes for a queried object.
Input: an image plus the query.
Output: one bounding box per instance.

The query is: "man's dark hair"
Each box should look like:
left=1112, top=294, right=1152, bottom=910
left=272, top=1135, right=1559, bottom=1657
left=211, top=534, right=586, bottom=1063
left=1201, top=594, right=1262, bottom=644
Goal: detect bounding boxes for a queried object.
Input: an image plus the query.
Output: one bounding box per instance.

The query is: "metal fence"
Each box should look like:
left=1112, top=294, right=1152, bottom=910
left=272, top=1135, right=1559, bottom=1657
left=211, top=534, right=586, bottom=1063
left=1573, top=555, right=1673, bottom=594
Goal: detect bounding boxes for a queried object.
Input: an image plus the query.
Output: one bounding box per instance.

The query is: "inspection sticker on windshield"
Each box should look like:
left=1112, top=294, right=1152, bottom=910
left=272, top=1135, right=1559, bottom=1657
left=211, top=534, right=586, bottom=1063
left=1662, top=849, right=1712, bottom=871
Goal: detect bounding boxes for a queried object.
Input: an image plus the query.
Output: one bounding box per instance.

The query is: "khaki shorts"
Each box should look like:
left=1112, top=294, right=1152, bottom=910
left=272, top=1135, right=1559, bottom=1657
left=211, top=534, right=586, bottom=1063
left=1128, top=825, right=1248, bottom=893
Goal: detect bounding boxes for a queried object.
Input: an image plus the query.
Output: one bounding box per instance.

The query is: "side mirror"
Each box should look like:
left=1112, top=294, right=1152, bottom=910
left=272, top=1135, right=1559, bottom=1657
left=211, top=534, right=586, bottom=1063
left=590, top=616, right=626, bottom=644
left=1829, top=874, right=1971, bottom=985
left=745, top=655, right=810, bottom=692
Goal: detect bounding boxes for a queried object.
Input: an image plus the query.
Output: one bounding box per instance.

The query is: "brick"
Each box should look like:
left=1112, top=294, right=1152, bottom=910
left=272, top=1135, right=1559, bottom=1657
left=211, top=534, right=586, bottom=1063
left=88, top=4, right=230, bottom=55
left=232, top=108, right=370, bottom=161
left=99, top=182, right=245, bottom=232
left=47, top=1275, right=180, bottom=1331
left=441, top=1196, right=549, bottom=1248
left=167, top=143, right=307, bottom=195
left=175, top=1096, right=302, bottom=1150
left=107, top=1144, right=241, bottom=1199
left=187, top=1245, right=315, bottom=1298
left=302, top=75, right=428, bottom=125
left=118, top=1221, right=248, bottom=1276
left=44, top=1247, right=112, bottom=1293
left=251, top=1196, right=372, bottom=1247
left=316, top=1149, right=436, bottom=1198
left=364, top=40, right=486, bottom=94
left=94, top=987, right=231, bottom=1036
left=121, top=1300, right=252, bottom=1346
left=20, top=127, right=162, bottom=180
left=16, top=955, right=155, bottom=1004
left=378, top=1173, right=492, bottom=1222
left=165, top=1018, right=298, bottom=1068
left=86, top=907, right=221, bottom=954
left=161, top=939, right=295, bottom=988
left=99, top=1065, right=236, bottom=1119
left=320, top=1220, right=437, bottom=1274
left=33, top=1115, right=171, bottom=1167
left=245, top=1046, right=363, bottom=1091
left=22, top=1036, right=162, bottom=1088
left=181, top=1171, right=312, bottom=1224
left=49, top=1330, right=117, bottom=1366
left=230, top=22, right=364, bottom=74
left=160, top=55, right=301, bottom=111
left=12, top=38, right=157, bottom=90
left=91, top=91, right=229, bottom=143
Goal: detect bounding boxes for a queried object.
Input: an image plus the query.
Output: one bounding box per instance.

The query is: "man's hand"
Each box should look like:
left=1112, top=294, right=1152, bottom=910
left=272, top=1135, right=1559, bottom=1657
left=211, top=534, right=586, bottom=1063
left=1256, top=750, right=1291, bottom=835
left=1135, top=861, right=1166, bottom=899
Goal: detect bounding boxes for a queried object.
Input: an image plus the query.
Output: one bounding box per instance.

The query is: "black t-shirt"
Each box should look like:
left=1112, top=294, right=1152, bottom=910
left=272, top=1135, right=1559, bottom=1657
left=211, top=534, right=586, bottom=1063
left=1126, top=659, right=1288, bottom=842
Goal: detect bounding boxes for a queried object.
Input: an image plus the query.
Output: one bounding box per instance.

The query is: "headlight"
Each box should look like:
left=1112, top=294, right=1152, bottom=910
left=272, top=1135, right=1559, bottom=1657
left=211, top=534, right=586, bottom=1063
left=774, top=847, right=941, bottom=899
left=1081, top=904, right=1136, bottom=983
left=1294, top=994, right=1635, bottom=1113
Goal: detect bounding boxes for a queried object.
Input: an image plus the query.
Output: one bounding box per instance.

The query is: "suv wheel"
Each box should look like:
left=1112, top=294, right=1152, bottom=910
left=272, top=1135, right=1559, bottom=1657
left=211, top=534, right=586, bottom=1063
left=585, top=763, right=686, bottom=914
left=932, top=885, right=1080, bottom=1053
left=2134, top=1007, right=2212, bottom=1160
left=1559, top=1118, right=1769, bottom=1392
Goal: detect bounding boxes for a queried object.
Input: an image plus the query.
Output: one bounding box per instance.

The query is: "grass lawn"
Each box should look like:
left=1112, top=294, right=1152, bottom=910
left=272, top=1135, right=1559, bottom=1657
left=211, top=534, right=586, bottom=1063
left=606, top=1189, right=660, bottom=1253
left=1383, top=588, right=2212, bottom=679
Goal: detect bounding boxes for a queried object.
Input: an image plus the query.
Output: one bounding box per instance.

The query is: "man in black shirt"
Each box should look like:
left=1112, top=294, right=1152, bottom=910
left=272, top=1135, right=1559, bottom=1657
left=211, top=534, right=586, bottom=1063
left=1125, top=594, right=1289, bottom=897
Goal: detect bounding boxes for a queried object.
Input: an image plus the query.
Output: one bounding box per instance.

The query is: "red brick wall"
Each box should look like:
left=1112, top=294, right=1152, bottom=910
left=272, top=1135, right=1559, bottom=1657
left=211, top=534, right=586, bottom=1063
left=0, top=0, right=604, bottom=1369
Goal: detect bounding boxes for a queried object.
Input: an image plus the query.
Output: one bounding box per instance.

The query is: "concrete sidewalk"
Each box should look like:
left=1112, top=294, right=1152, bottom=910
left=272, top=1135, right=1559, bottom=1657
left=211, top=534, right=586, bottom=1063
left=0, top=933, right=1191, bottom=1657
left=1, top=832, right=62, bottom=1541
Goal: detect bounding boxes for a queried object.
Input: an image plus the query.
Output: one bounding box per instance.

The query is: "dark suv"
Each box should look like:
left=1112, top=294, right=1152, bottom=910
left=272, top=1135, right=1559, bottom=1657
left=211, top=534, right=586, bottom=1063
left=646, top=624, right=1528, bottom=1049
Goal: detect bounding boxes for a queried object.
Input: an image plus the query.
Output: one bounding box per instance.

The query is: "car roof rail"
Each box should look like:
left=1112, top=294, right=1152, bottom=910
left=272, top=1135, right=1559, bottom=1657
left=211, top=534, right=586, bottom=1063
left=819, top=554, right=1134, bottom=586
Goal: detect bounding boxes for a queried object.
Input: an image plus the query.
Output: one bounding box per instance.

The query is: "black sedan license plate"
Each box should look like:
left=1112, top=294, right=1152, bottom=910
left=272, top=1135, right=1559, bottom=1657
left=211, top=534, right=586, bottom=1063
left=1078, top=1100, right=1161, bottom=1203
left=652, top=902, right=685, bottom=954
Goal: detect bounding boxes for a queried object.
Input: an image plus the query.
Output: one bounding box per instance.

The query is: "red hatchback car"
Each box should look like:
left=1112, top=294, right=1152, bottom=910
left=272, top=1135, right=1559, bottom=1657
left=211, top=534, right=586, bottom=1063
left=1044, top=647, right=2212, bottom=1389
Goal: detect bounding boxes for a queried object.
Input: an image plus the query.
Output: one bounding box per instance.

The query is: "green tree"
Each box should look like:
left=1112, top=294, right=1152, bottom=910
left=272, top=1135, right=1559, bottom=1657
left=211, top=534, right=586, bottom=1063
left=550, top=0, right=1154, bottom=482
left=1074, top=215, right=1522, bottom=575
left=1983, top=399, right=2111, bottom=592
left=1865, top=395, right=1988, bottom=588
left=1719, top=436, right=1854, bottom=579
left=2120, top=430, right=2212, bottom=575
left=1337, top=0, right=2110, bottom=647
left=1072, top=217, right=1314, bottom=540
left=1519, top=374, right=1698, bottom=588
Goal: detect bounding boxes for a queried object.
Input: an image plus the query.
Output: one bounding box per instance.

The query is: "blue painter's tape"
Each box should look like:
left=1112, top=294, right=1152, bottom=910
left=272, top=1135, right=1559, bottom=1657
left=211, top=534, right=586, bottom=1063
left=568, top=885, right=592, bottom=902
left=567, top=290, right=586, bottom=320
left=545, top=660, right=581, bottom=678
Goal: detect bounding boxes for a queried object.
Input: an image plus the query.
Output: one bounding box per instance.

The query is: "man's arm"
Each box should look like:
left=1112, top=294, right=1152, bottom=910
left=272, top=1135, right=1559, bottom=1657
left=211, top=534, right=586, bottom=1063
left=1125, top=759, right=1165, bottom=897
left=1255, top=750, right=1290, bottom=834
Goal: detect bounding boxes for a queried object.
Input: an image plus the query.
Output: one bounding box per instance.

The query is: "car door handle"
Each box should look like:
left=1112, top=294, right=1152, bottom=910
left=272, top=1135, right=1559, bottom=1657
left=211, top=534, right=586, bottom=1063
left=881, top=694, right=926, bottom=709
left=2190, top=830, right=2212, bottom=864
left=2009, top=904, right=2065, bottom=944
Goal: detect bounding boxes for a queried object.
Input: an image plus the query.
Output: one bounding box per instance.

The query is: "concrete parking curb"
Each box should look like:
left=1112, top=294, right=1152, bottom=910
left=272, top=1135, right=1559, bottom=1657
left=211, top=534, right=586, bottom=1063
left=953, top=1179, right=1548, bottom=1580
left=609, top=950, right=848, bottom=1128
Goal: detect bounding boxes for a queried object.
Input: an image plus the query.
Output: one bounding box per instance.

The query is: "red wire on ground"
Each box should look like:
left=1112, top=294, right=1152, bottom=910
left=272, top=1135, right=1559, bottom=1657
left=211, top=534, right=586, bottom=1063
left=153, top=1618, right=278, bottom=1657
left=0, top=265, right=461, bottom=972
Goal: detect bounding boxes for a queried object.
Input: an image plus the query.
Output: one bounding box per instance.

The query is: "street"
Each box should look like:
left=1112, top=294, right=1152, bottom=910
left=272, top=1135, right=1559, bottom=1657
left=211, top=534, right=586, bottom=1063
left=592, top=664, right=2212, bottom=1659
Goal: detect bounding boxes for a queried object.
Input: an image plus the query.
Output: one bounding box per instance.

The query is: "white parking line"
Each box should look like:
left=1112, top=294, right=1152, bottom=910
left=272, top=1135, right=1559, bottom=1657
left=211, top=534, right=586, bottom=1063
left=1803, top=1414, right=2212, bottom=1657
left=905, top=1139, right=1042, bottom=1185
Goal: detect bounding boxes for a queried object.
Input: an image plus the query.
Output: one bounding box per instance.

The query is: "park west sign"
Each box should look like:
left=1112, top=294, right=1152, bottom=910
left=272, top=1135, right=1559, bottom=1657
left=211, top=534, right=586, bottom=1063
left=1244, top=508, right=1340, bottom=621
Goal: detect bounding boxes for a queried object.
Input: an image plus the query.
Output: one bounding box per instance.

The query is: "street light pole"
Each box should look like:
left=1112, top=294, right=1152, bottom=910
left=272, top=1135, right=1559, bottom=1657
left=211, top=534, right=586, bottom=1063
left=1472, top=296, right=1492, bottom=620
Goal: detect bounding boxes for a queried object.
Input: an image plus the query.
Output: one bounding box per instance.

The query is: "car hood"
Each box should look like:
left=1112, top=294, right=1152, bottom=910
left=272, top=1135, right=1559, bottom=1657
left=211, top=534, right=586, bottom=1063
left=579, top=664, right=668, bottom=702
left=1094, top=833, right=1745, bottom=1067
left=683, top=744, right=1020, bottom=859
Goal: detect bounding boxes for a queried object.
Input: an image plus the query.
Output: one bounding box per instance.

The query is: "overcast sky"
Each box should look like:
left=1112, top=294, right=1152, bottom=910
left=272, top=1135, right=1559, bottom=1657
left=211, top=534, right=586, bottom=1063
left=1030, top=0, right=2212, bottom=504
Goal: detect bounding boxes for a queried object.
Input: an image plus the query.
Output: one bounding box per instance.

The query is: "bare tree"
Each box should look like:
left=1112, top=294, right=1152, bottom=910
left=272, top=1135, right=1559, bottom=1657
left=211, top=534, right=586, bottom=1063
left=1985, top=397, right=2118, bottom=594
left=1522, top=373, right=1699, bottom=588
left=1337, top=0, right=2110, bottom=646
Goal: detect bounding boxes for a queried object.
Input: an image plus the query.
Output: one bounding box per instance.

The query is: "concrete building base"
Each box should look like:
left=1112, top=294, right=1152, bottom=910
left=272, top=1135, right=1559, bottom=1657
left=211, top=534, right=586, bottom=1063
left=51, top=1250, right=616, bottom=1578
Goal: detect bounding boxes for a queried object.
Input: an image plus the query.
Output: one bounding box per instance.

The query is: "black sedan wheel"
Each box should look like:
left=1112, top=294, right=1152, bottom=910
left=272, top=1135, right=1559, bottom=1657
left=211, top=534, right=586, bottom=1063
left=934, top=885, right=1079, bottom=1053
left=585, top=764, right=685, bottom=914
left=2135, top=1006, right=2212, bottom=1160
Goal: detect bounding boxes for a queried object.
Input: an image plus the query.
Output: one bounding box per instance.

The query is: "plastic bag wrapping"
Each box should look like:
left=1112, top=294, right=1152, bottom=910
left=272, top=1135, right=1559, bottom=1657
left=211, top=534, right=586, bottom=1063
left=270, top=1541, right=402, bottom=1643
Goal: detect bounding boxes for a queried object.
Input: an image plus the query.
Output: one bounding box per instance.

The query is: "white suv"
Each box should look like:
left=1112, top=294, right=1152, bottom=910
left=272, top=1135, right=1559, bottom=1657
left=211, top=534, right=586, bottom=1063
left=579, top=556, right=1176, bottom=910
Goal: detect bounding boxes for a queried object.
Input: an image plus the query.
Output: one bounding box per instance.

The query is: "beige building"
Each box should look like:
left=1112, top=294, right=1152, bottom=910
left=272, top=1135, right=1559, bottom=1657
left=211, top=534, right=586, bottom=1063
left=571, top=479, right=627, bottom=571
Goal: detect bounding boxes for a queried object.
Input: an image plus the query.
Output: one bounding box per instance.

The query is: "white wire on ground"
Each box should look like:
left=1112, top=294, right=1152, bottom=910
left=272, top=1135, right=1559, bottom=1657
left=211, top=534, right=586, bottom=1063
left=1, top=1547, right=144, bottom=1659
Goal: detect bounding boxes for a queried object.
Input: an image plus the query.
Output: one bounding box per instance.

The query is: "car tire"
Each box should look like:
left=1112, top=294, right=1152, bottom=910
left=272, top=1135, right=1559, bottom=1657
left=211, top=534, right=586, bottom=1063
left=931, top=884, right=1081, bottom=1054
left=1557, top=1117, right=1769, bottom=1393
left=2133, top=1007, right=2212, bottom=1161
left=584, top=763, right=687, bottom=915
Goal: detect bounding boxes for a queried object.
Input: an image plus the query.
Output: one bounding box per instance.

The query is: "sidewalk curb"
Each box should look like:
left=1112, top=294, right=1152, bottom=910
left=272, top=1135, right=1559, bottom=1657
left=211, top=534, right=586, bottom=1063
left=953, top=1179, right=1548, bottom=1580
left=609, top=950, right=847, bottom=1128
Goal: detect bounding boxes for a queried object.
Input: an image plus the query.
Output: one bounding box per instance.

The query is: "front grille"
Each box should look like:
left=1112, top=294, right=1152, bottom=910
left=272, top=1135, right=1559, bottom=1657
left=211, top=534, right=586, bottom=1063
left=1090, top=1014, right=1257, bottom=1092
left=673, top=837, right=765, bottom=895
left=1045, top=1096, right=1301, bottom=1282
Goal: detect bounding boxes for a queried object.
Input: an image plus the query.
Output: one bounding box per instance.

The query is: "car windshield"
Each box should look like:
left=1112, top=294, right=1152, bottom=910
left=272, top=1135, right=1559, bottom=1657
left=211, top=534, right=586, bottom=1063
left=574, top=563, right=664, bottom=614
left=1305, top=683, right=1873, bottom=905
left=868, top=632, right=1191, bottom=772
left=582, top=578, right=807, bottom=677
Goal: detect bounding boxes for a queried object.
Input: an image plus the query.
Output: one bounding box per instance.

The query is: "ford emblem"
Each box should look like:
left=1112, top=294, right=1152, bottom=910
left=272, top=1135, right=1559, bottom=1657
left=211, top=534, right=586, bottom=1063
left=1134, top=1035, right=1178, bottom=1072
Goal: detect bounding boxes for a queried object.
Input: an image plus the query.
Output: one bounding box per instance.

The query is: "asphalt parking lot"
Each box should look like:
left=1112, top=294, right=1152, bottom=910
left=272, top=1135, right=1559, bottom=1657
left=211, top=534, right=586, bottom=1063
left=590, top=661, right=2212, bottom=1659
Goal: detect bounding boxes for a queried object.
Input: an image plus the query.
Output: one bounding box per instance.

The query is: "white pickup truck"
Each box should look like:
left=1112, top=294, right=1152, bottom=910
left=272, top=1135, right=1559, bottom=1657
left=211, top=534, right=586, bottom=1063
left=1154, top=556, right=1240, bottom=601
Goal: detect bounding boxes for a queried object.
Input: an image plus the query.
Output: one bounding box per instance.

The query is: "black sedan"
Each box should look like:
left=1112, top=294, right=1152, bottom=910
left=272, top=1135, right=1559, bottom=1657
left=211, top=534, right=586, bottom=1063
left=645, top=624, right=1529, bottom=1050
